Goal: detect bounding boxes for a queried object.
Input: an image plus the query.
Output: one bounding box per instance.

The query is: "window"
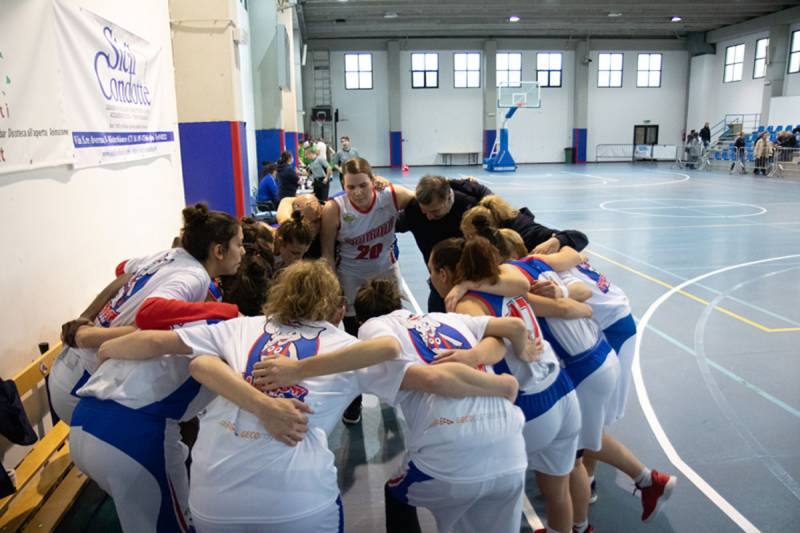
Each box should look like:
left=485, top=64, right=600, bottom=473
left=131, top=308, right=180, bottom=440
left=597, top=53, right=623, bottom=87
left=454, top=52, right=481, bottom=88
left=536, top=52, right=562, bottom=88
left=496, top=52, right=522, bottom=87
left=753, top=39, right=768, bottom=79
left=724, top=44, right=745, bottom=82
left=637, top=53, right=662, bottom=87
left=790, top=31, right=800, bottom=74
left=411, top=52, right=438, bottom=88
left=344, top=53, right=372, bottom=90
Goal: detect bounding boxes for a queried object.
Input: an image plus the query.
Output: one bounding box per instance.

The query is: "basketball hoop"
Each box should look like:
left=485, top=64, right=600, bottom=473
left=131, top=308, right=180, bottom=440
left=515, top=102, right=525, bottom=108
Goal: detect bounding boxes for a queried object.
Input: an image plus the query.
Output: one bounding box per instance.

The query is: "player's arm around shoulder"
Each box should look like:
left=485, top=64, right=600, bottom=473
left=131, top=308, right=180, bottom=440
left=392, top=184, right=415, bottom=210
left=401, top=363, right=517, bottom=402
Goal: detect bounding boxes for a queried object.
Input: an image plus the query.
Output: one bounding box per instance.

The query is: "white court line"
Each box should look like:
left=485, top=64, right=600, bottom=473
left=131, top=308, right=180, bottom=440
left=600, top=199, right=767, bottom=219
left=634, top=254, right=800, bottom=533
left=398, top=274, right=545, bottom=532
left=586, top=221, right=800, bottom=232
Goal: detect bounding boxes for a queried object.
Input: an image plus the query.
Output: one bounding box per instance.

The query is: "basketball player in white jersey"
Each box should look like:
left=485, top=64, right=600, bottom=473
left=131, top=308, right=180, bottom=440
left=49, top=203, right=244, bottom=424
left=320, top=156, right=415, bottom=424
left=98, top=261, right=522, bottom=533
left=429, top=236, right=581, bottom=533
left=68, top=219, right=294, bottom=533
left=524, top=245, right=677, bottom=522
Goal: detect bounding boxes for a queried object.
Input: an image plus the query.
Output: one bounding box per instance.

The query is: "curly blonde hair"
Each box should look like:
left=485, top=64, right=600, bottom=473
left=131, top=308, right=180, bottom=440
left=263, top=260, right=342, bottom=323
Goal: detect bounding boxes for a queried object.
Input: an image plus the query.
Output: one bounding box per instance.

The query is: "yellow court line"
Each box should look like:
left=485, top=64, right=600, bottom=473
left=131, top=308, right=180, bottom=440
left=586, top=250, right=800, bottom=333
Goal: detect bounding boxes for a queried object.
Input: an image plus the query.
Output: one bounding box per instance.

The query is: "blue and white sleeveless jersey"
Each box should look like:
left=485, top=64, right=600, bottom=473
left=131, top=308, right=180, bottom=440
left=464, top=290, right=559, bottom=395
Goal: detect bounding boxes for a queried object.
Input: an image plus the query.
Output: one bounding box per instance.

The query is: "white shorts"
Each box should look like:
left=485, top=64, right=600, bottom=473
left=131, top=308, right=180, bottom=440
left=564, top=343, right=620, bottom=452
left=338, top=261, right=403, bottom=317
left=192, top=498, right=342, bottom=533
left=522, top=381, right=582, bottom=476
left=386, top=460, right=525, bottom=533
left=70, top=398, right=191, bottom=533
left=48, top=346, right=91, bottom=425
left=602, top=314, right=637, bottom=425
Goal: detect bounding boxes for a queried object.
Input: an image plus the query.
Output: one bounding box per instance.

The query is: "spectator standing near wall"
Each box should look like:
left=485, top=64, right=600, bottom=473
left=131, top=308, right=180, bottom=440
left=754, top=132, right=773, bottom=175
left=730, top=132, right=746, bottom=173
left=306, top=145, right=332, bottom=203
left=700, top=122, right=711, bottom=148
left=331, top=136, right=360, bottom=189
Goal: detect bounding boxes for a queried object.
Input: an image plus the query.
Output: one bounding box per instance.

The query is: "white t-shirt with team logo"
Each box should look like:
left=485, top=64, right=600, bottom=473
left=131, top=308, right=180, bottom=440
left=559, top=262, right=631, bottom=329
left=175, top=317, right=367, bottom=524
left=357, top=310, right=527, bottom=483
left=72, top=248, right=211, bottom=374
left=96, top=248, right=211, bottom=328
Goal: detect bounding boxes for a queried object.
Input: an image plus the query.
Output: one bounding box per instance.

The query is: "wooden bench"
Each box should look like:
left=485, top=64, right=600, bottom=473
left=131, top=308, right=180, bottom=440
left=438, top=151, right=481, bottom=166
left=0, top=342, right=88, bottom=532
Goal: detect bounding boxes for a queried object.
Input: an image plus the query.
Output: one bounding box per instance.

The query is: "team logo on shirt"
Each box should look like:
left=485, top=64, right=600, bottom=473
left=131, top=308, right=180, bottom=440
left=398, top=315, right=473, bottom=364
left=576, top=262, right=610, bottom=293
left=243, top=321, right=324, bottom=401
left=95, top=252, right=175, bottom=327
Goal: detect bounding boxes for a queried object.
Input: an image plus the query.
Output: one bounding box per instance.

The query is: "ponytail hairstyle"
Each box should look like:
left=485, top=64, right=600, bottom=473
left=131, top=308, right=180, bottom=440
left=278, top=150, right=293, bottom=166
left=219, top=217, right=275, bottom=316
left=342, top=157, right=375, bottom=181
left=478, top=195, right=519, bottom=223
left=456, top=236, right=501, bottom=284
left=354, top=278, right=403, bottom=324
left=276, top=210, right=313, bottom=247
left=181, top=203, right=240, bottom=263
left=498, top=228, right=527, bottom=260
left=466, top=212, right=513, bottom=262
left=460, top=205, right=497, bottom=237
left=429, top=237, right=464, bottom=273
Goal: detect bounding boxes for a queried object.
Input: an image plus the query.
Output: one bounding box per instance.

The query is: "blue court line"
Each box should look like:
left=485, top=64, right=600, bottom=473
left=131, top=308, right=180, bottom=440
left=591, top=241, right=800, bottom=328
left=640, top=319, right=800, bottom=420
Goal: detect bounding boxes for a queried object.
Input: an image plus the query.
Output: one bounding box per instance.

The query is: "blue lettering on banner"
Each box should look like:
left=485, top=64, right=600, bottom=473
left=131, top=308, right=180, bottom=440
left=72, top=130, right=174, bottom=148
left=94, top=27, right=152, bottom=106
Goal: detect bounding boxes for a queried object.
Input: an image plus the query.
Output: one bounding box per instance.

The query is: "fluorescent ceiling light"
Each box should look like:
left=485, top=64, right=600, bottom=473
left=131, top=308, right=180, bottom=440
left=671, top=16, right=682, bottom=22
left=607, top=12, right=623, bottom=18
left=509, top=15, right=520, bottom=22
left=384, top=12, right=398, bottom=18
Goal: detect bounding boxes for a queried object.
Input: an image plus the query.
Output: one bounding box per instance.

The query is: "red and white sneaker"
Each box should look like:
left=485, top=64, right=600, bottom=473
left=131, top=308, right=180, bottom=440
left=636, top=470, right=677, bottom=523
left=572, top=525, right=594, bottom=533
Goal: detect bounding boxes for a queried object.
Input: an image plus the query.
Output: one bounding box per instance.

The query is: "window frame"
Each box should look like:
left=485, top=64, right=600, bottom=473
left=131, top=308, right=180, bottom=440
left=723, top=43, right=745, bottom=83
left=536, top=52, right=563, bottom=88
left=597, top=52, right=624, bottom=88
left=496, top=51, right=522, bottom=88
left=753, top=38, right=769, bottom=79
left=410, top=52, right=439, bottom=89
left=636, top=53, right=662, bottom=88
left=453, top=51, right=481, bottom=89
left=343, top=52, right=373, bottom=91
left=789, top=30, right=800, bottom=75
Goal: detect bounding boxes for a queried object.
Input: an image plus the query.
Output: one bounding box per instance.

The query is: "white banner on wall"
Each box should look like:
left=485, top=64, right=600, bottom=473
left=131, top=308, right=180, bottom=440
left=0, top=0, right=73, bottom=174
left=54, top=0, right=175, bottom=168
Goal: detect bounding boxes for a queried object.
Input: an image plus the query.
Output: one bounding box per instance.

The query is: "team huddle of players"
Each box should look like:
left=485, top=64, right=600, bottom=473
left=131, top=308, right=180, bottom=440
left=49, top=156, right=676, bottom=533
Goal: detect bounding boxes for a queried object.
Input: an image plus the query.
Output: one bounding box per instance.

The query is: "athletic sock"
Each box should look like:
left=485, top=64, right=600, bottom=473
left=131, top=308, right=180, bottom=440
left=634, top=468, right=652, bottom=488
left=573, top=520, right=589, bottom=533
left=587, top=474, right=595, bottom=485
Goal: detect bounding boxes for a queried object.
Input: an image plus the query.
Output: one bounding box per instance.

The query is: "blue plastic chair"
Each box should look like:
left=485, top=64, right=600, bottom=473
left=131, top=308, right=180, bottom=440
left=757, top=125, right=766, bottom=133
left=767, top=125, right=775, bottom=133
left=714, top=152, right=721, bottom=160
left=722, top=151, right=729, bottom=161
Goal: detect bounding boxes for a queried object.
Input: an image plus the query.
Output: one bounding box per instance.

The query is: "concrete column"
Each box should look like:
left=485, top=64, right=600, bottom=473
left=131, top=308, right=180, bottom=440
left=249, top=0, right=284, bottom=164
left=572, top=40, right=590, bottom=163
left=169, top=0, right=250, bottom=216
left=482, top=40, right=497, bottom=158
left=387, top=40, right=403, bottom=167
left=761, top=24, right=789, bottom=124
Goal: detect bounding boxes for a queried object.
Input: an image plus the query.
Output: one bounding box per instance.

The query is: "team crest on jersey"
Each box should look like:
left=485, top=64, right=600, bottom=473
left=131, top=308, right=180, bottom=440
left=96, top=253, right=175, bottom=327
left=398, top=315, right=473, bottom=364
left=243, top=321, right=324, bottom=401
left=343, top=213, right=356, bottom=223
left=576, top=262, right=610, bottom=293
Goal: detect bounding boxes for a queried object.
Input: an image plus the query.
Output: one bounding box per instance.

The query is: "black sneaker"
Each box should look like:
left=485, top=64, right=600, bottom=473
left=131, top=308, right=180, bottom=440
left=342, top=396, right=362, bottom=425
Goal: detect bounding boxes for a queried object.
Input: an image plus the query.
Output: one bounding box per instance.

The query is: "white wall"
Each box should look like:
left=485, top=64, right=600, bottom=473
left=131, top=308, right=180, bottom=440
left=712, top=32, right=769, bottom=120
left=587, top=50, right=690, bottom=161
left=235, top=1, right=258, bottom=192
left=768, top=96, right=800, bottom=125
left=0, top=0, right=185, bottom=379
left=400, top=51, right=484, bottom=166
left=329, top=51, right=391, bottom=166
left=506, top=50, right=575, bottom=164
left=686, top=54, right=716, bottom=134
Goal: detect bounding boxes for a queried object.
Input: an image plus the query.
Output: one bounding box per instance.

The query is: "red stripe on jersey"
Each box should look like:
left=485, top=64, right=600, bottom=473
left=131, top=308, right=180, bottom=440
left=350, top=187, right=377, bottom=214
left=167, top=477, right=190, bottom=532
left=462, top=293, right=496, bottom=316
left=389, top=182, right=398, bottom=211
left=115, top=260, right=128, bottom=277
